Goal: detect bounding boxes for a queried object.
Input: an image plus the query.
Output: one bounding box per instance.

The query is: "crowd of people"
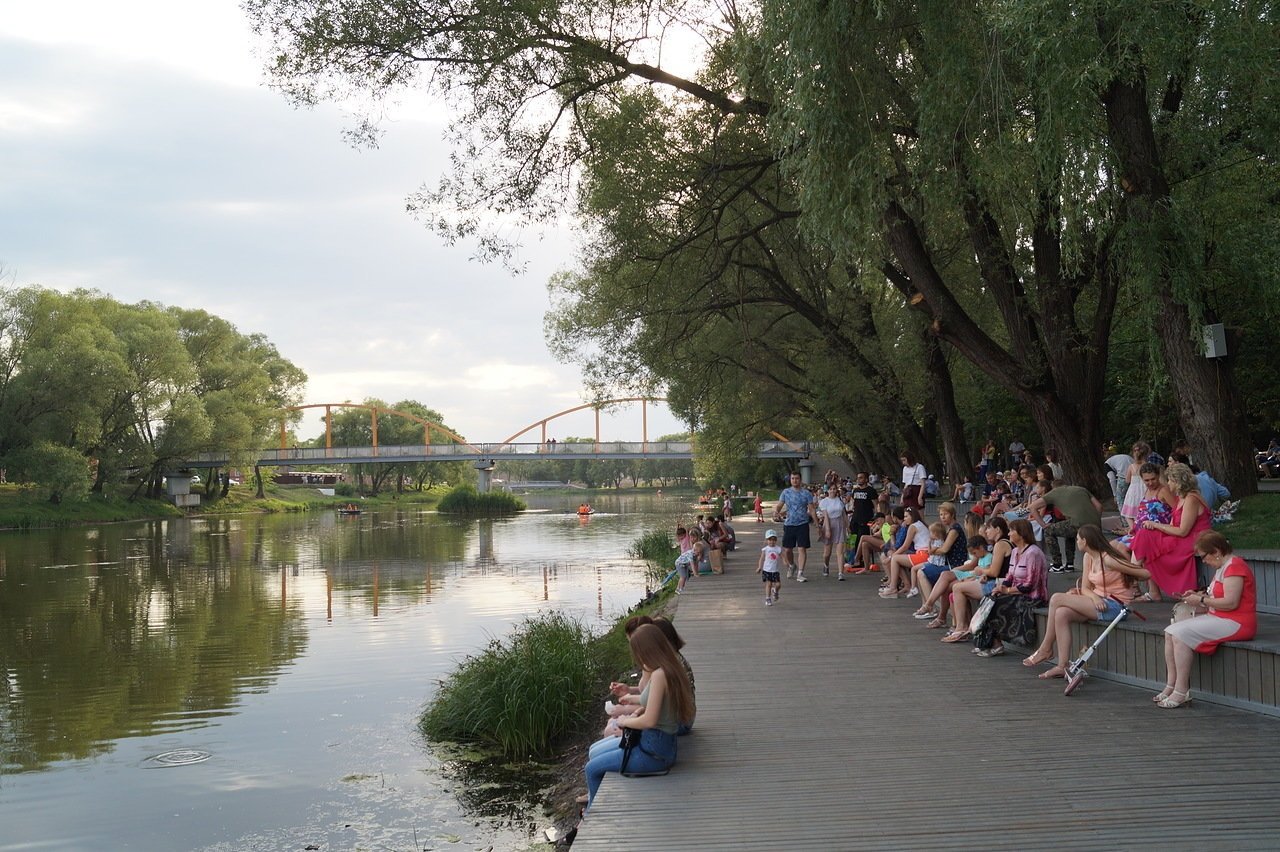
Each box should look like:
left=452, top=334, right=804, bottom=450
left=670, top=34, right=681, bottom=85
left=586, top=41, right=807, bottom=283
left=731, top=444, right=1258, bottom=701
left=577, top=442, right=1259, bottom=818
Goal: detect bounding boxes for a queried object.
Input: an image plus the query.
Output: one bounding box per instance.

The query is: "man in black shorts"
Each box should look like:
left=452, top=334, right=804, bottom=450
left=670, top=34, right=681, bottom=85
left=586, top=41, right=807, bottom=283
left=774, top=472, right=816, bottom=581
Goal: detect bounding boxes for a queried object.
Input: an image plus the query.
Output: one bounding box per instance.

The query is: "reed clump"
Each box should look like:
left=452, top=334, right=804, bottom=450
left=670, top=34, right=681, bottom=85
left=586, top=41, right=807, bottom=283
left=436, top=484, right=525, bottom=516
left=420, top=612, right=625, bottom=757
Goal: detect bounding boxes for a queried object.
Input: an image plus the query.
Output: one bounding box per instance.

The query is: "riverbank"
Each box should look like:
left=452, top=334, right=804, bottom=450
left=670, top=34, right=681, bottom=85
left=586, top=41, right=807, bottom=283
left=0, top=481, right=447, bottom=531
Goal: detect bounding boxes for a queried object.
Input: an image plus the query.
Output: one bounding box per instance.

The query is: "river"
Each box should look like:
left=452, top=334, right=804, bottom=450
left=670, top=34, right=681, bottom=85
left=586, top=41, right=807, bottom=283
left=0, top=492, right=686, bottom=851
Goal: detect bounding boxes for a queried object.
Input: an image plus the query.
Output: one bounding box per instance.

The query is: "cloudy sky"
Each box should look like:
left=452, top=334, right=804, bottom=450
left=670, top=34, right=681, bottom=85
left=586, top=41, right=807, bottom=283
left=0, top=2, right=685, bottom=444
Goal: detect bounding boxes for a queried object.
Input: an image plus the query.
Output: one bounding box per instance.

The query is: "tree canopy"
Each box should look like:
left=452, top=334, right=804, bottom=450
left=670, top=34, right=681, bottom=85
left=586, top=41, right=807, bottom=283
left=0, top=288, right=306, bottom=500
left=246, top=0, right=1279, bottom=493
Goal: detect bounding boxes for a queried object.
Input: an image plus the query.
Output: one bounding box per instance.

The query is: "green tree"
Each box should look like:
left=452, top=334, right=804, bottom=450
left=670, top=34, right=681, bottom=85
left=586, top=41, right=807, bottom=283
left=4, top=441, right=92, bottom=503
left=246, top=0, right=1278, bottom=493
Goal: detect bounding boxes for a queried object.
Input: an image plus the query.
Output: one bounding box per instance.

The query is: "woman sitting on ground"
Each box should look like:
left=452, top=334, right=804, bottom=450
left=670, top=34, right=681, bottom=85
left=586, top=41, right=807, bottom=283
left=1130, top=463, right=1210, bottom=602
left=943, top=517, right=1012, bottom=642
left=583, top=624, right=694, bottom=809
left=912, top=502, right=968, bottom=619
left=971, top=519, right=1050, bottom=657
left=1156, top=531, right=1257, bottom=709
left=880, top=506, right=930, bottom=598
left=1022, top=525, right=1150, bottom=678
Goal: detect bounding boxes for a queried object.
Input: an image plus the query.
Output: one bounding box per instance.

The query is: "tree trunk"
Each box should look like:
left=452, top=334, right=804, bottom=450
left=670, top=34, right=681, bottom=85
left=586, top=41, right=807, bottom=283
left=882, top=201, right=1112, bottom=498
left=206, top=466, right=219, bottom=498
left=254, top=465, right=265, bottom=499
left=1097, top=48, right=1257, bottom=498
left=921, top=327, right=970, bottom=486
left=1151, top=297, right=1257, bottom=495
left=221, top=473, right=230, bottom=498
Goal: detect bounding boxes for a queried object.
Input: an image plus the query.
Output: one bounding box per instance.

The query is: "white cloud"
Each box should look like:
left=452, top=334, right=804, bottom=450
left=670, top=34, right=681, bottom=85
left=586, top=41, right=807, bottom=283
left=0, top=6, right=690, bottom=446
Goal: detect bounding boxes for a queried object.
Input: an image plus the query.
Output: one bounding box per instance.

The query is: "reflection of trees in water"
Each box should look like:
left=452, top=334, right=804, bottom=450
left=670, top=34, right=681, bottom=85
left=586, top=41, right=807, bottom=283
left=0, top=555, right=306, bottom=772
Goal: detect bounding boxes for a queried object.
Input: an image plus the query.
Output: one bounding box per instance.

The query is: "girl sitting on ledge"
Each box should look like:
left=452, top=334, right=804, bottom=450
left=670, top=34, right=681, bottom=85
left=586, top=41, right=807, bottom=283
left=1022, top=524, right=1149, bottom=678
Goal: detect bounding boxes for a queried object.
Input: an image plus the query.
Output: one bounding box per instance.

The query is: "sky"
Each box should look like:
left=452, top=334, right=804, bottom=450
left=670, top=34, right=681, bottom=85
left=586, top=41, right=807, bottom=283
left=0, top=2, right=686, bottom=445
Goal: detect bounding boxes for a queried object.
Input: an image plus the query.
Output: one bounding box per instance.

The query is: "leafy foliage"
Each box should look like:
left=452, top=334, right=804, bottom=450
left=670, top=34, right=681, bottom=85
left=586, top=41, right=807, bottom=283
left=419, top=612, right=613, bottom=757
left=436, top=484, right=525, bottom=515
left=4, top=442, right=92, bottom=504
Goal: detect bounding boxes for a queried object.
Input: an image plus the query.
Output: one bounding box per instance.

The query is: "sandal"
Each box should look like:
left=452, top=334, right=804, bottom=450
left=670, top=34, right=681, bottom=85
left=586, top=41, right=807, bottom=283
left=1022, top=650, right=1051, bottom=667
left=1157, top=690, right=1192, bottom=709
left=1037, top=665, right=1066, bottom=679
left=941, top=630, right=971, bottom=643
left=926, top=617, right=947, bottom=629
left=1152, top=687, right=1175, bottom=704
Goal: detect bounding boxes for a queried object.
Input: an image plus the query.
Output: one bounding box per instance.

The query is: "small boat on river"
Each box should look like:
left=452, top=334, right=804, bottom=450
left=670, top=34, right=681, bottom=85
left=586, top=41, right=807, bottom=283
left=338, top=504, right=362, bottom=516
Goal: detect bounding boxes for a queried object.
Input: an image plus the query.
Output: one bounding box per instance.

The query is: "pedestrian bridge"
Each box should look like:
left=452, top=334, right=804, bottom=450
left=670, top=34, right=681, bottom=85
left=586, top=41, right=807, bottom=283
left=181, top=439, right=812, bottom=468
left=176, top=398, right=814, bottom=487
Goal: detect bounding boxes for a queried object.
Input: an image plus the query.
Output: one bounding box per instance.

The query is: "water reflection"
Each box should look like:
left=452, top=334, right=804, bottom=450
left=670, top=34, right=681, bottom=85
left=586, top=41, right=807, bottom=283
left=0, top=556, right=306, bottom=772
left=0, top=494, right=670, bottom=852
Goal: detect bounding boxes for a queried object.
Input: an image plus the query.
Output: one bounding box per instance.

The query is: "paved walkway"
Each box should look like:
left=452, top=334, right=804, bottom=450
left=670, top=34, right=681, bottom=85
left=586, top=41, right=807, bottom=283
left=574, top=526, right=1280, bottom=850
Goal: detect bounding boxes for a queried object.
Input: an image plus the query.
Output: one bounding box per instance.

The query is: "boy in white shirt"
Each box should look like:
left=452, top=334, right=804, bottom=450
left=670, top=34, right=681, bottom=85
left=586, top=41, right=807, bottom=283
left=757, top=530, right=783, bottom=605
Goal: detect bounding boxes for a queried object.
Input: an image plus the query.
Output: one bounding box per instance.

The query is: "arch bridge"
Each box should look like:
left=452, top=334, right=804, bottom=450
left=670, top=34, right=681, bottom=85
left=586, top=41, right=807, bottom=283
left=180, top=398, right=813, bottom=490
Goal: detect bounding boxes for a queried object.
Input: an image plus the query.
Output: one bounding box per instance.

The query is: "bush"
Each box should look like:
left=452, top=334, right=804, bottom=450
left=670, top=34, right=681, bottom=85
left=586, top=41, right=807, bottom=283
left=630, top=530, right=679, bottom=563
left=420, top=612, right=613, bottom=757
left=4, top=442, right=91, bottom=504
left=436, top=484, right=525, bottom=515
left=333, top=482, right=355, bottom=497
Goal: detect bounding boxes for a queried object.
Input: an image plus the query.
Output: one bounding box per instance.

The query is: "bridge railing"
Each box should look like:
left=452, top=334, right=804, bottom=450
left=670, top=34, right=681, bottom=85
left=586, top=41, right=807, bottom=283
left=182, top=440, right=813, bottom=466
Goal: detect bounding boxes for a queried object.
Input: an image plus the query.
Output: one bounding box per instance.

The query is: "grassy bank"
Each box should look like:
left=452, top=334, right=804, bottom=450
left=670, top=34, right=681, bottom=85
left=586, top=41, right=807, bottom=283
left=0, top=484, right=184, bottom=529
left=630, top=529, right=680, bottom=566
left=1217, top=492, right=1280, bottom=550
left=420, top=526, right=681, bottom=761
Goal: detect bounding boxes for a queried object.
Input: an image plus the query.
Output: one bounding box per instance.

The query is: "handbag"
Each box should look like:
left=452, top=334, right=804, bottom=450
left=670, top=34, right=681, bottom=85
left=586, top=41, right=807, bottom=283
left=618, top=726, right=670, bottom=777
left=618, top=726, right=642, bottom=774
left=969, top=596, right=996, bottom=634
left=1171, top=602, right=1205, bottom=623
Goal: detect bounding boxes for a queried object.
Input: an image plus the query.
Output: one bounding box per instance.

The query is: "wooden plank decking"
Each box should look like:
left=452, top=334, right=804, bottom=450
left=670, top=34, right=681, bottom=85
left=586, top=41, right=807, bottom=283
left=574, top=527, right=1280, bottom=850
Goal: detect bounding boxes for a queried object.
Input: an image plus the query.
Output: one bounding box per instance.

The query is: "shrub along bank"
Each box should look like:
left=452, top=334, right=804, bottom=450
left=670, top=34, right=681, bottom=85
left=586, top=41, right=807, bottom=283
left=436, top=484, right=526, bottom=516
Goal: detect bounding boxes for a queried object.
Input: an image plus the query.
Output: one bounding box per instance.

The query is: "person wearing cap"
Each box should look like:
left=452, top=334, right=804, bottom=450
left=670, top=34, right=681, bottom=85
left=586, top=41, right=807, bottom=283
left=757, top=530, right=784, bottom=605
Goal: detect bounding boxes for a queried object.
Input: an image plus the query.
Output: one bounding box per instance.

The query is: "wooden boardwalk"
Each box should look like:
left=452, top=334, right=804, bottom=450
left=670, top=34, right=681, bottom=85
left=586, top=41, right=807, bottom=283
left=575, top=527, right=1280, bottom=850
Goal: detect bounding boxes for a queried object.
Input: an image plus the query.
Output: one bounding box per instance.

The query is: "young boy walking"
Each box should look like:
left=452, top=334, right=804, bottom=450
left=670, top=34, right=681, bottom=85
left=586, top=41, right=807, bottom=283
left=757, top=530, right=783, bottom=605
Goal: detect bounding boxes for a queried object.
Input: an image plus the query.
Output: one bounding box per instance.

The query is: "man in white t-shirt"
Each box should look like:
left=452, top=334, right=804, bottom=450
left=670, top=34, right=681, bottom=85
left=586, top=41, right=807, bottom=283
left=1104, top=451, right=1133, bottom=509
left=1008, top=438, right=1026, bottom=470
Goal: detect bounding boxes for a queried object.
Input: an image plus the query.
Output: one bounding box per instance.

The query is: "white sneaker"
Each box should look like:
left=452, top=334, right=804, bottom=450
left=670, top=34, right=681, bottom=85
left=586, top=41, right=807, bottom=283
left=906, top=587, right=919, bottom=598
left=837, top=573, right=845, bottom=581
left=796, top=573, right=807, bottom=582
left=764, top=598, right=772, bottom=606
left=822, top=567, right=830, bottom=577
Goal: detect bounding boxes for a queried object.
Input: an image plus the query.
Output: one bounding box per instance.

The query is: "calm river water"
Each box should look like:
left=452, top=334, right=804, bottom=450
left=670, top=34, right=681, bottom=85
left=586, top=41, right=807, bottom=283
left=0, top=492, right=682, bottom=851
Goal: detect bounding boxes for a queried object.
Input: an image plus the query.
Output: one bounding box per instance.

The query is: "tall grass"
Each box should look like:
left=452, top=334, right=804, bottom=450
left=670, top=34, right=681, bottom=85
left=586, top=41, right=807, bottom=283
left=629, top=529, right=680, bottom=586
left=436, top=484, right=526, bottom=516
left=420, top=612, right=620, bottom=757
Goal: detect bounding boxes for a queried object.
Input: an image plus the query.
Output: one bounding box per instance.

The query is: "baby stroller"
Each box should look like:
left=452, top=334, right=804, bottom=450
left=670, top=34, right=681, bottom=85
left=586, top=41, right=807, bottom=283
left=1063, top=596, right=1146, bottom=696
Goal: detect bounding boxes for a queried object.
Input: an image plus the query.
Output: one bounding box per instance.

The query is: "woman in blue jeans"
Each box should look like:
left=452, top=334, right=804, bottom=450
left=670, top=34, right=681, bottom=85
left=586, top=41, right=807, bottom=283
left=583, top=624, right=695, bottom=809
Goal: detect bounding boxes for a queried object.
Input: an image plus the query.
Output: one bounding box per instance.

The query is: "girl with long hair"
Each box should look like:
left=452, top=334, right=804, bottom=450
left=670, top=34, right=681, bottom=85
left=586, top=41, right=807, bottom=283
left=583, top=625, right=694, bottom=809
left=1022, top=525, right=1150, bottom=678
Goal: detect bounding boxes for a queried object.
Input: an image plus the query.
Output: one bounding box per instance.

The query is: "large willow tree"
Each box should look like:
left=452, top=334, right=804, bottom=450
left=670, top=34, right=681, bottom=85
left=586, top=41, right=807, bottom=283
left=246, top=0, right=1278, bottom=494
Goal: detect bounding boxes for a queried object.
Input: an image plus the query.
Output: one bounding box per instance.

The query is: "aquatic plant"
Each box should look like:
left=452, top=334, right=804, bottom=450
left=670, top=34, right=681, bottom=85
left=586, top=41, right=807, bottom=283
left=436, top=484, right=525, bottom=515
left=420, top=612, right=620, bottom=757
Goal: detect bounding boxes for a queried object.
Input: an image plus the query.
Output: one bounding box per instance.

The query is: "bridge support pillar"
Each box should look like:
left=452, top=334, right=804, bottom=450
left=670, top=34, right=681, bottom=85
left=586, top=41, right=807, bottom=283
left=474, top=460, right=496, bottom=493
left=798, top=459, right=816, bottom=485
